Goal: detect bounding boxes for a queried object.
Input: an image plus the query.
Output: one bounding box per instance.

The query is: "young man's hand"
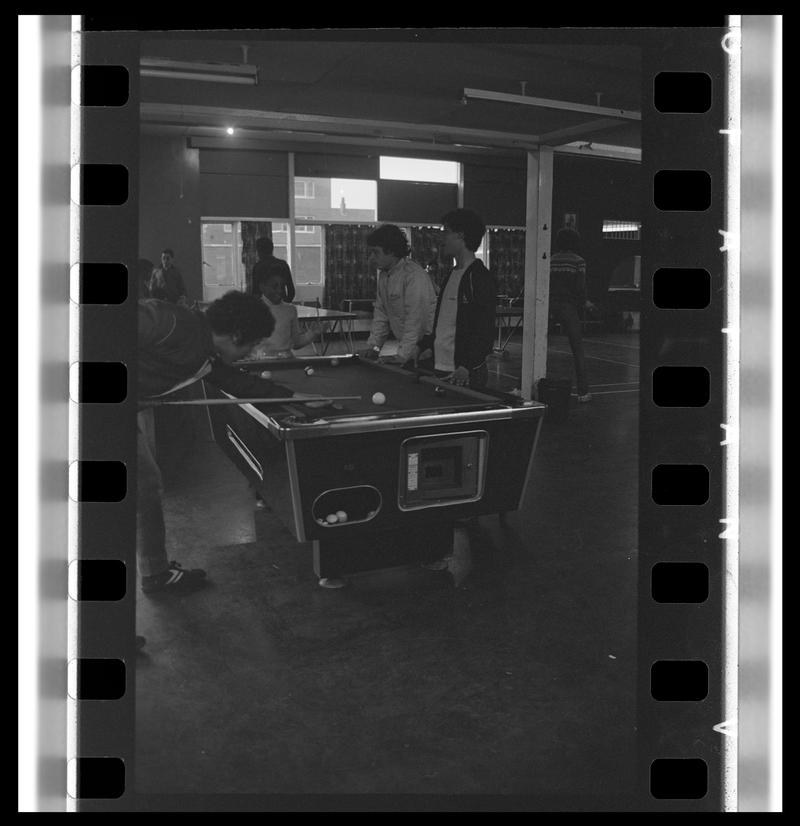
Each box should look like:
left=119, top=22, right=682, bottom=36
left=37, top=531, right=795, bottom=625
left=444, top=366, right=470, bottom=387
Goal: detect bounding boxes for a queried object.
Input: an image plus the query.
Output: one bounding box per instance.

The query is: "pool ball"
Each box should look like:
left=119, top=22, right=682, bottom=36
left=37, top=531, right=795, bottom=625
left=260, top=370, right=272, bottom=379
left=325, top=513, right=339, bottom=524
left=304, top=366, right=315, bottom=376
left=372, top=392, right=386, bottom=405
left=335, top=510, right=348, bottom=522
left=330, top=358, right=340, bottom=367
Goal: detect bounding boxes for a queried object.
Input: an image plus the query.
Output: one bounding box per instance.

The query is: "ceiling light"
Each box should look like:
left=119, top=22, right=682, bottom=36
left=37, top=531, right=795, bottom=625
left=226, top=127, right=235, bottom=135
left=141, top=58, right=258, bottom=86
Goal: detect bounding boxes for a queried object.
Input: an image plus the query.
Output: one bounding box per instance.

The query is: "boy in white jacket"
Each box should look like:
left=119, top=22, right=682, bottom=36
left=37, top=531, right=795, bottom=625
left=363, top=224, right=437, bottom=365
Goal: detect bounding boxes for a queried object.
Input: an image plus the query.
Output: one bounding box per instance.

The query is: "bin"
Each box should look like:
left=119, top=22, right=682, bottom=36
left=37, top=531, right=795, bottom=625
left=537, top=377, right=572, bottom=422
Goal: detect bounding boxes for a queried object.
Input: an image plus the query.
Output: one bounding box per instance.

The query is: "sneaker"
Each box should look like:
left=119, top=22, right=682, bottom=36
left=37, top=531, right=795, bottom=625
left=142, top=561, right=208, bottom=596
left=577, top=393, right=592, bottom=403
left=318, top=577, right=347, bottom=589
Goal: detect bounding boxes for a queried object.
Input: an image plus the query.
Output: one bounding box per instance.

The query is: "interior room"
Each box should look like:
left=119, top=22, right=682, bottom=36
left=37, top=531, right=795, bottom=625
left=134, top=33, right=642, bottom=797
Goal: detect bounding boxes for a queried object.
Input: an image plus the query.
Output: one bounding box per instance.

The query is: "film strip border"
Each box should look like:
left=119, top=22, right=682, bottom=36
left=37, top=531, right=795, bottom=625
left=639, top=28, right=730, bottom=810
left=69, top=28, right=138, bottom=810
left=68, top=25, right=731, bottom=811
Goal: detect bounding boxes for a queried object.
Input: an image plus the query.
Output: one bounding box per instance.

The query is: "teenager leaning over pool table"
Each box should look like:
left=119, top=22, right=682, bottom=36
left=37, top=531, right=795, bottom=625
left=137, top=291, right=313, bottom=596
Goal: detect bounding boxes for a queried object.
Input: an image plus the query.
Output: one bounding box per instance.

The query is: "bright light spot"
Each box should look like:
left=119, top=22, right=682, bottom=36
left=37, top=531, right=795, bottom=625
left=380, top=156, right=460, bottom=184
left=226, top=127, right=235, bottom=135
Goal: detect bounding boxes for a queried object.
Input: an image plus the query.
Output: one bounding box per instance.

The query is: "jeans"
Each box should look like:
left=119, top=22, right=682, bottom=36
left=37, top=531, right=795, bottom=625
left=136, top=407, right=169, bottom=578
left=551, top=300, right=589, bottom=396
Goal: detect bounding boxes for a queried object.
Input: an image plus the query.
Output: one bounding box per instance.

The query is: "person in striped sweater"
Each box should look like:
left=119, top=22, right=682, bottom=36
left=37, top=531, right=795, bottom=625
left=549, top=228, right=595, bottom=402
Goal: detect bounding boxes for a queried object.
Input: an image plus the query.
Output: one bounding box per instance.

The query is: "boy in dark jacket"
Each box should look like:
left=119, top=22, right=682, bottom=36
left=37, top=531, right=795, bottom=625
left=137, top=292, right=296, bottom=595
left=417, top=209, right=496, bottom=390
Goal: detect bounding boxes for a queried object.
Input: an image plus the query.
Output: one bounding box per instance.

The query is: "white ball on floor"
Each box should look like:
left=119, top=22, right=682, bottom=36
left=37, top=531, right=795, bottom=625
left=335, top=510, right=348, bottom=522
left=260, top=370, right=272, bottom=379
left=330, top=358, right=340, bottom=367
left=325, top=513, right=339, bottom=524
left=372, top=392, right=386, bottom=405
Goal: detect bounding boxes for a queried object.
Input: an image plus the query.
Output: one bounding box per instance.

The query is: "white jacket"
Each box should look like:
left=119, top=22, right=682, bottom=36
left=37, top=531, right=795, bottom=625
left=366, top=257, right=437, bottom=361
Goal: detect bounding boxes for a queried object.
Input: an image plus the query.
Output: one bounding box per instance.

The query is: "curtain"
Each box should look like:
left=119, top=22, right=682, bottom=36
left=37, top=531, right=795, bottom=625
left=488, top=228, right=526, bottom=300
left=410, top=226, right=452, bottom=292
left=322, top=224, right=376, bottom=310
left=240, top=221, right=273, bottom=295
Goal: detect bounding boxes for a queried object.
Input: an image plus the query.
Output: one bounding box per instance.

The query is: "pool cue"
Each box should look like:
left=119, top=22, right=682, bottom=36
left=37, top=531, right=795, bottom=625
left=145, top=395, right=361, bottom=407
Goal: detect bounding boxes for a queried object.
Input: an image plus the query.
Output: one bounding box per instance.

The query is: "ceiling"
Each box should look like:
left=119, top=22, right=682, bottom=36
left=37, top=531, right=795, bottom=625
left=140, top=36, right=642, bottom=157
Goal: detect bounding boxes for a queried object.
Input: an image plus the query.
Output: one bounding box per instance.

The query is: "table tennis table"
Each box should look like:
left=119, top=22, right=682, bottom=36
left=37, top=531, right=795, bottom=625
left=295, top=304, right=359, bottom=355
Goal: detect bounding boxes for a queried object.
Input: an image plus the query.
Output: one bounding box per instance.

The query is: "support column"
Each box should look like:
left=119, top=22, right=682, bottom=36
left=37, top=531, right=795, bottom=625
left=520, top=147, right=554, bottom=400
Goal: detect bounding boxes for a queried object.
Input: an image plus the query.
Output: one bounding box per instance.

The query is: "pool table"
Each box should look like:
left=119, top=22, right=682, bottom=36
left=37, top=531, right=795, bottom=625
left=204, top=354, right=546, bottom=580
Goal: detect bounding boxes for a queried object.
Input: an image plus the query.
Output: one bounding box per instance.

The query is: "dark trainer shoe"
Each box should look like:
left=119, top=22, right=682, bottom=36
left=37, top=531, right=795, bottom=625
left=142, top=561, right=208, bottom=596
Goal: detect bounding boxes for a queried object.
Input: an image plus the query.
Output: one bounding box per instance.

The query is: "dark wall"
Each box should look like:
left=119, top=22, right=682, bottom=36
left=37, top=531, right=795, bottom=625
left=464, top=159, right=526, bottom=227
left=552, top=155, right=642, bottom=302
left=139, top=134, right=203, bottom=301
left=199, top=149, right=289, bottom=218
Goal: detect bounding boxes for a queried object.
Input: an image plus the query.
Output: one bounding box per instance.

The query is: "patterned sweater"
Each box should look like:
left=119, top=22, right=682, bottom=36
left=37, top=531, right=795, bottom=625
left=549, top=251, right=587, bottom=306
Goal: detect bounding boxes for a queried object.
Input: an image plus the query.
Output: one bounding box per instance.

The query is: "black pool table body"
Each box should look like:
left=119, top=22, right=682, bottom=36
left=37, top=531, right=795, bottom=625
left=205, top=355, right=546, bottom=578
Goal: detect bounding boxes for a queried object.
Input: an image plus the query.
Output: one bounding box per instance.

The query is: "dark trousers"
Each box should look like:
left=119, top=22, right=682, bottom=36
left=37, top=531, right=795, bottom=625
left=551, top=300, right=589, bottom=396
left=136, top=408, right=169, bottom=578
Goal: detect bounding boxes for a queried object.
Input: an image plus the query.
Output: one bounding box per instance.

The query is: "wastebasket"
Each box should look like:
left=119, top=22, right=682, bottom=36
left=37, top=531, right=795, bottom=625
left=537, top=377, right=572, bottom=423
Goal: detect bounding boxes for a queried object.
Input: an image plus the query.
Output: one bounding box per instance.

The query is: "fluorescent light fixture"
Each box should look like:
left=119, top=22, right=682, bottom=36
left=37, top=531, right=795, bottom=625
left=141, top=58, right=258, bottom=85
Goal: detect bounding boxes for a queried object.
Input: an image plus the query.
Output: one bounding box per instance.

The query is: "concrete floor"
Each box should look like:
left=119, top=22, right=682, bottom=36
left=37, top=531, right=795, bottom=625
left=136, top=330, right=640, bottom=796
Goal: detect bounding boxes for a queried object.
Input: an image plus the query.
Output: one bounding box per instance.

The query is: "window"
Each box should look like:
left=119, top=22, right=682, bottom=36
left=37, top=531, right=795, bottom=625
left=294, top=224, right=324, bottom=285
left=380, top=156, right=460, bottom=184
left=201, top=222, right=243, bottom=300
left=602, top=219, right=641, bottom=240
left=293, top=176, right=377, bottom=222
left=270, top=222, right=290, bottom=265
left=201, top=220, right=291, bottom=301
left=294, top=180, right=316, bottom=199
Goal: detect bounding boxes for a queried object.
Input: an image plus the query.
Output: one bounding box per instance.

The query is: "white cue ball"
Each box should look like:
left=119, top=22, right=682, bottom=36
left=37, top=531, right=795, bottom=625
left=304, top=366, right=315, bottom=376
left=260, top=370, right=272, bottom=379
left=372, top=392, right=386, bottom=405
left=325, top=513, right=339, bottom=524
left=330, top=358, right=340, bottom=367
left=335, top=510, right=348, bottom=522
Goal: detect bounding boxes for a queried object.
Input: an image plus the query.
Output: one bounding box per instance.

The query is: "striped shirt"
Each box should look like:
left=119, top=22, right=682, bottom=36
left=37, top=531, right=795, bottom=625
left=549, top=251, right=587, bottom=305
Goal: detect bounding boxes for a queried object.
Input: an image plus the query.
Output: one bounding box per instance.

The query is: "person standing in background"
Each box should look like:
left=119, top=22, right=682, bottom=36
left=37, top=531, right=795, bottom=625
left=252, top=236, right=296, bottom=303
left=149, top=248, right=188, bottom=305
left=549, top=228, right=595, bottom=402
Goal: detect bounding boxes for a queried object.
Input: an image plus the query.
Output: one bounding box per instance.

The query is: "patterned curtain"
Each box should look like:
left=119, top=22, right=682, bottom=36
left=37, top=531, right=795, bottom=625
left=323, top=224, right=376, bottom=309
left=410, top=226, right=452, bottom=292
left=240, top=221, right=273, bottom=295
left=488, top=228, right=526, bottom=300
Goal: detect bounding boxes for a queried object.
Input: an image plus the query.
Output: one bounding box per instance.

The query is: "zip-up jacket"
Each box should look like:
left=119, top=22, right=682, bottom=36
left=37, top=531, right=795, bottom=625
left=138, top=299, right=292, bottom=400
left=418, top=259, right=496, bottom=371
